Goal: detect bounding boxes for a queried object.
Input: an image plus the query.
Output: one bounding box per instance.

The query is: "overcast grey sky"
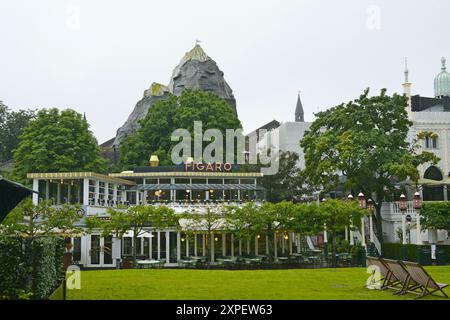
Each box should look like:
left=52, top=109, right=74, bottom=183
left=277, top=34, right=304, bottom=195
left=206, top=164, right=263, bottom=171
left=1, top=0, right=450, bottom=143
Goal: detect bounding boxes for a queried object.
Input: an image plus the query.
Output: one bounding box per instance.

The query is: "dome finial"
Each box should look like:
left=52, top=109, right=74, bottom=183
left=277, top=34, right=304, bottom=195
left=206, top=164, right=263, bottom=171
left=442, top=57, right=447, bottom=71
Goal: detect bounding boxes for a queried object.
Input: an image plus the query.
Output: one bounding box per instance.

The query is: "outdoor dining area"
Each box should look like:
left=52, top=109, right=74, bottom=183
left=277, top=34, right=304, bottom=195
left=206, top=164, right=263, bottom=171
left=132, top=249, right=360, bottom=269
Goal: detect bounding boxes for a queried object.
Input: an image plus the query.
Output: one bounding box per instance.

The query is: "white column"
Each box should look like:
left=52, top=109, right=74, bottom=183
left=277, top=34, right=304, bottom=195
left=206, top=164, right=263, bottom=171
left=202, top=234, right=206, bottom=256
left=274, top=234, right=278, bottom=257
left=83, top=178, right=89, bottom=205
left=402, top=214, right=407, bottom=245
left=157, top=231, right=161, bottom=260
left=345, top=226, right=349, bottom=241
left=246, top=239, right=250, bottom=255
left=104, top=182, right=109, bottom=206
left=67, top=184, right=71, bottom=204
left=57, top=182, right=61, bottom=205
left=266, top=235, right=270, bottom=255
left=369, top=214, right=374, bottom=243
left=45, top=180, right=50, bottom=201
left=297, top=234, right=301, bottom=253
left=255, top=236, right=259, bottom=256
left=32, top=179, right=39, bottom=205
left=222, top=233, right=226, bottom=256
left=238, top=240, right=242, bottom=256
left=211, top=234, right=215, bottom=263
left=113, top=184, right=117, bottom=206
left=194, top=234, right=197, bottom=256
left=361, top=218, right=366, bottom=247
left=177, top=232, right=181, bottom=261
left=416, top=212, right=422, bottom=245
left=94, top=180, right=99, bottom=206
left=186, top=237, right=189, bottom=257
left=324, top=224, right=328, bottom=243
left=281, top=236, right=285, bottom=254
left=149, top=232, right=153, bottom=260
left=231, top=234, right=234, bottom=257
left=289, top=233, right=293, bottom=255
left=135, top=191, right=139, bottom=205
left=165, top=231, right=170, bottom=264
left=349, top=225, right=354, bottom=246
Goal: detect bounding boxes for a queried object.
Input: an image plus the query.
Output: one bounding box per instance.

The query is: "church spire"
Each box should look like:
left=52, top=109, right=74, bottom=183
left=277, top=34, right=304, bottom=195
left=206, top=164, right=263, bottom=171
left=295, top=92, right=304, bottom=122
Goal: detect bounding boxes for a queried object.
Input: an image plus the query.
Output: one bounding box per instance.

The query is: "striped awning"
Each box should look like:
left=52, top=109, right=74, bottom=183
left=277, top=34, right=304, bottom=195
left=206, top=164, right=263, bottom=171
left=130, top=184, right=264, bottom=191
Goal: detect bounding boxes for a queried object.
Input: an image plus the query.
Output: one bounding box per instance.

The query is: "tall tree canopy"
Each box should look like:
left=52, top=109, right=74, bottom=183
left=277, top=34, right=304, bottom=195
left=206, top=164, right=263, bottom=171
left=260, top=151, right=315, bottom=202
left=11, top=108, right=106, bottom=183
left=119, top=90, right=242, bottom=169
left=0, top=101, right=35, bottom=163
left=300, top=88, right=437, bottom=242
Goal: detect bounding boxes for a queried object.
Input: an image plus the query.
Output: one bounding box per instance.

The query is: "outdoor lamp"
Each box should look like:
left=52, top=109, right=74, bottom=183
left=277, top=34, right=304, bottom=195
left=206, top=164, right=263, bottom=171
left=399, top=193, right=407, bottom=212
left=358, top=192, right=366, bottom=209
left=284, top=234, right=289, bottom=240
left=413, top=192, right=422, bottom=210
left=214, top=237, right=218, bottom=241
left=257, top=234, right=261, bottom=239
left=367, top=199, right=375, bottom=212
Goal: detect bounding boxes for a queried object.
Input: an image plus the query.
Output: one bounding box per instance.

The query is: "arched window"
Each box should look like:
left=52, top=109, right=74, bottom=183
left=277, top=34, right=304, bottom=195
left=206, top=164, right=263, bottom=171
left=424, top=166, right=443, bottom=181
left=423, top=166, right=444, bottom=201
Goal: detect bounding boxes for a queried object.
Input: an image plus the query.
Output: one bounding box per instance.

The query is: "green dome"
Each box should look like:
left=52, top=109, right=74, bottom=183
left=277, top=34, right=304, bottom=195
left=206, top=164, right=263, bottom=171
left=434, top=57, right=450, bottom=97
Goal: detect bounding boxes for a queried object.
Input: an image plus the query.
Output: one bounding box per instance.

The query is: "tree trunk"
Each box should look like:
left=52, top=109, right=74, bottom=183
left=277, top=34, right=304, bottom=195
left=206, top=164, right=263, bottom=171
left=331, top=232, right=337, bottom=268
left=267, top=224, right=274, bottom=263
left=375, top=204, right=384, bottom=246
left=132, top=229, right=138, bottom=268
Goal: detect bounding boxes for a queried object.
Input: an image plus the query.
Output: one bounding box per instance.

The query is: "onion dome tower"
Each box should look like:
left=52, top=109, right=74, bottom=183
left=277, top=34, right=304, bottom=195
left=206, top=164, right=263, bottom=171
left=434, top=57, right=450, bottom=98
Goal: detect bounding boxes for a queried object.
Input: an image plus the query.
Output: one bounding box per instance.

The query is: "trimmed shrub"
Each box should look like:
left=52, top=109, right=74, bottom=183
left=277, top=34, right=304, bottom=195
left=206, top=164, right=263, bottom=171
left=0, top=236, right=65, bottom=299
left=0, top=237, right=27, bottom=299
left=381, top=243, right=450, bottom=265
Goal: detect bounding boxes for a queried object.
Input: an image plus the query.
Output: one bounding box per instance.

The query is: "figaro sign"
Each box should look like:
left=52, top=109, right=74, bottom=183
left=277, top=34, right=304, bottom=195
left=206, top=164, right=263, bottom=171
left=184, top=162, right=233, bottom=172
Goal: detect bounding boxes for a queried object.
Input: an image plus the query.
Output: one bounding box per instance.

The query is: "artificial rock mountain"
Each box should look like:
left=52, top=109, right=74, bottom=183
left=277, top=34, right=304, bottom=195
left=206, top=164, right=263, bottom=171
left=112, top=44, right=237, bottom=147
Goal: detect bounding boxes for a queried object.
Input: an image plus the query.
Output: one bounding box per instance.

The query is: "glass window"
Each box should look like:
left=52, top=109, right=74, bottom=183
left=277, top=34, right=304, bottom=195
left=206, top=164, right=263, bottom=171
left=123, top=237, right=132, bottom=256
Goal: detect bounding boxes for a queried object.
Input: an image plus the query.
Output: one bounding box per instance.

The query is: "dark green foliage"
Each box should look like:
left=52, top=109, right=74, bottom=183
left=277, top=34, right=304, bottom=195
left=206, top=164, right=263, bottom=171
left=0, top=101, right=36, bottom=163
left=11, top=108, right=107, bottom=184
left=421, top=202, right=450, bottom=230
left=0, top=237, right=26, bottom=299
left=261, top=151, right=315, bottom=202
left=300, top=88, right=438, bottom=242
left=119, top=90, right=242, bottom=169
left=381, top=243, right=450, bottom=265
left=0, top=236, right=65, bottom=299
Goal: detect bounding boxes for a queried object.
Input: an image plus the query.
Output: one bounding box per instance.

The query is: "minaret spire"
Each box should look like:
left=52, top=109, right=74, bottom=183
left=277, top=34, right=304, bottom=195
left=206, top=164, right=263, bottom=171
left=295, top=91, right=304, bottom=122
left=402, top=57, right=412, bottom=118
left=404, top=57, right=409, bottom=83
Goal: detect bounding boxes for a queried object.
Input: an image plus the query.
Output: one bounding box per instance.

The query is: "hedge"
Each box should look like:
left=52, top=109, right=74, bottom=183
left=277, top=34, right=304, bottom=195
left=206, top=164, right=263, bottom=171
left=381, top=243, right=450, bottom=265
left=0, top=236, right=65, bottom=299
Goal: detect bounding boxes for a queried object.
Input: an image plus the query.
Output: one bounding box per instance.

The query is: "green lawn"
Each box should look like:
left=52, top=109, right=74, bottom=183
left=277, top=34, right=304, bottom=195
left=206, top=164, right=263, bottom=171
left=67, top=266, right=450, bottom=300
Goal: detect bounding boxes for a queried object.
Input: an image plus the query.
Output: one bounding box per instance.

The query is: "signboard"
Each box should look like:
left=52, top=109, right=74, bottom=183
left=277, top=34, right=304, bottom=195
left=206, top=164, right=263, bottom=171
left=184, top=162, right=233, bottom=172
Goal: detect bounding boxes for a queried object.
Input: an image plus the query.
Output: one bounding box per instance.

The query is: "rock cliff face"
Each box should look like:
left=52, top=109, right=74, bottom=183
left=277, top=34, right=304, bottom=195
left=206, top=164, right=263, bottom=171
left=113, top=44, right=237, bottom=147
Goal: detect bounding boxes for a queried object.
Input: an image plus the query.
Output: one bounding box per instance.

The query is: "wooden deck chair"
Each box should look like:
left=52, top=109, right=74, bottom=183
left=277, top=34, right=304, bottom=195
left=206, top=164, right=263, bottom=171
left=383, top=259, right=421, bottom=295
left=402, top=261, right=449, bottom=299
left=366, top=256, right=401, bottom=290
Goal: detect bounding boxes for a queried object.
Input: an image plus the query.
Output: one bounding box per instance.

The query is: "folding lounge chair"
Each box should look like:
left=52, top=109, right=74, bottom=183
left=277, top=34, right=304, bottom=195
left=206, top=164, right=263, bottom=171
left=402, top=261, right=449, bottom=299
left=366, top=256, right=401, bottom=290
left=383, top=259, right=421, bottom=295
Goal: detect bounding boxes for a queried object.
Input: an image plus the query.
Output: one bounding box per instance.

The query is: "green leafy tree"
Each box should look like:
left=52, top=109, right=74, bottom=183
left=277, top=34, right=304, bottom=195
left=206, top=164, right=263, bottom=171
left=318, top=199, right=367, bottom=267
left=0, top=101, right=35, bottom=163
left=225, top=201, right=298, bottom=262
left=420, top=202, right=450, bottom=231
left=181, top=207, right=225, bottom=263
left=88, top=205, right=178, bottom=266
left=119, top=90, right=242, bottom=168
left=261, top=151, right=315, bottom=202
left=300, top=88, right=438, bottom=243
left=11, top=108, right=106, bottom=183
left=0, top=198, right=82, bottom=238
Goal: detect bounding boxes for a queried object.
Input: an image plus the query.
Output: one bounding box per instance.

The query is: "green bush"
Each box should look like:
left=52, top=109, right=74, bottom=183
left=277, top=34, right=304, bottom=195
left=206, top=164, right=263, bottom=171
left=381, top=243, right=450, bottom=265
left=0, top=237, right=27, bottom=299
left=0, top=236, right=65, bottom=299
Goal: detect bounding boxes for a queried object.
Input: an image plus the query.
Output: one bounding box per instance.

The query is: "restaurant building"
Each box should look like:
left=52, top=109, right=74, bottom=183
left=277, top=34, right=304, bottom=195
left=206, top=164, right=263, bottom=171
left=27, top=158, right=274, bottom=268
